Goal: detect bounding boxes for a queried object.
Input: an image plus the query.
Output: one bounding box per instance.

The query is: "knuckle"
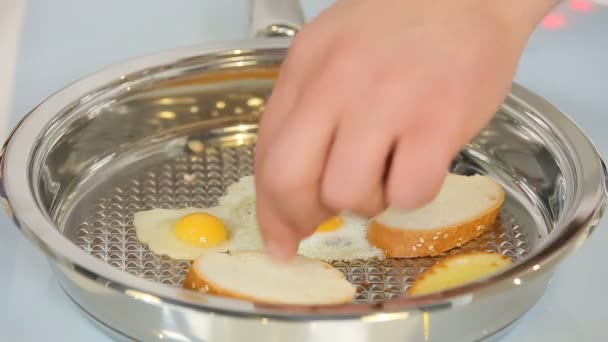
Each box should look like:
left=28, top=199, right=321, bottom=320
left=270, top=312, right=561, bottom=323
left=312, top=39, right=363, bottom=85
left=324, top=40, right=360, bottom=73
left=285, top=31, right=314, bottom=63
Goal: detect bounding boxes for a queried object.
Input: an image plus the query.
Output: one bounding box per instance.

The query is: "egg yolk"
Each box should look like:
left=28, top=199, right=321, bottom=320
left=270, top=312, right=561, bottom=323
left=315, top=215, right=344, bottom=233
left=174, top=213, right=228, bottom=247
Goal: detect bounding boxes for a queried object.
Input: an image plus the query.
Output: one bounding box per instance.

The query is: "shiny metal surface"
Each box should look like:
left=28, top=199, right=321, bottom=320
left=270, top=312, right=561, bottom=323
left=71, top=145, right=529, bottom=297
left=0, top=0, right=607, bottom=340
left=53, top=256, right=552, bottom=342
left=0, top=41, right=605, bottom=341
left=250, top=0, right=303, bottom=37
left=5, top=2, right=608, bottom=341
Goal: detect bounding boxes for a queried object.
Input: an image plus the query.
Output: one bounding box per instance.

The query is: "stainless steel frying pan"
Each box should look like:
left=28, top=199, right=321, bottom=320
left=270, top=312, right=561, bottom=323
left=1, top=0, right=606, bottom=341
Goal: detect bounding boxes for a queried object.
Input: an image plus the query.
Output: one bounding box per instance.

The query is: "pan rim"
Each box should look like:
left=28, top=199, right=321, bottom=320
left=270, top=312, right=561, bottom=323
left=1, top=38, right=605, bottom=320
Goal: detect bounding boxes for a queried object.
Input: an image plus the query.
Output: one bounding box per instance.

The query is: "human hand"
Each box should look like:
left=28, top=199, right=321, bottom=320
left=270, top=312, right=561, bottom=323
left=254, top=0, right=559, bottom=260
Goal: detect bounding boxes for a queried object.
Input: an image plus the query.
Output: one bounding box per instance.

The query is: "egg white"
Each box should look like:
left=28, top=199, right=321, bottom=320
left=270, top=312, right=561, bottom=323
left=133, top=175, right=385, bottom=261
left=297, top=213, right=385, bottom=262
left=133, top=206, right=236, bottom=260
left=133, top=176, right=264, bottom=260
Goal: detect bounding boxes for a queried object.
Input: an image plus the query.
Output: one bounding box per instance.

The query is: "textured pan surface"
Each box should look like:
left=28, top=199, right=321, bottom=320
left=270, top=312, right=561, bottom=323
left=72, top=141, right=530, bottom=303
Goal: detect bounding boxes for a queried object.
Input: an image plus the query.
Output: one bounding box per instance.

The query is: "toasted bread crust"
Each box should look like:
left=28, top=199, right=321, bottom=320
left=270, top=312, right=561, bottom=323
left=182, top=261, right=209, bottom=291
left=367, top=191, right=504, bottom=258
left=407, top=251, right=512, bottom=295
left=183, top=252, right=355, bottom=305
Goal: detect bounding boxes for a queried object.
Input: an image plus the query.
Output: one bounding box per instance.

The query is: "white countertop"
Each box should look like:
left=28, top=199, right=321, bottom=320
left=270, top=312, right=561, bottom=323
left=1, top=1, right=608, bottom=341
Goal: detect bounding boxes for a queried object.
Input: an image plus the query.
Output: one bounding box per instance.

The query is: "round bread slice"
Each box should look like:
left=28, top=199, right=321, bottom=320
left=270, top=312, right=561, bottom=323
left=367, top=174, right=505, bottom=258
left=183, top=252, right=356, bottom=305
left=407, top=251, right=512, bottom=296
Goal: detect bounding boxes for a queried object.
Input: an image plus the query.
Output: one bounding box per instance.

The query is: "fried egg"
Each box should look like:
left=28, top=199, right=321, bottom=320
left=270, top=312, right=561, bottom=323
left=298, top=213, right=385, bottom=262
left=217, top=176, right=384, bottom=261
left=133, top=176, right=260, bottom=260
left=133, top=175, right=384, bottom=261
left=133, top=206, right=237, bottom=260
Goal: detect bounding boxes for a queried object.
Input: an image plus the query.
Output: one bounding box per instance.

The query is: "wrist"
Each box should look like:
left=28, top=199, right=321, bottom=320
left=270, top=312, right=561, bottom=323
left=483, top=0, right=560, bottom=49
left=497, top=0, right=561, bottom=33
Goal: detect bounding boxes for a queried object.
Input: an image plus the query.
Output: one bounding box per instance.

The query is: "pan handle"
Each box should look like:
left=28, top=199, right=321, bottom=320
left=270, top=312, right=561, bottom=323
left=249, top=0, right=305, bottom=38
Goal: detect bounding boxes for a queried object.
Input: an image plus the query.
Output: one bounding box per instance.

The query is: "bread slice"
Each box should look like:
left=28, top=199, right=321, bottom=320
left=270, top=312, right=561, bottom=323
left=183, top=252, right=356, bottom=305
left=367, top=174, right=505, bottom=258
left=407, top=251, right=512, bottom=296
